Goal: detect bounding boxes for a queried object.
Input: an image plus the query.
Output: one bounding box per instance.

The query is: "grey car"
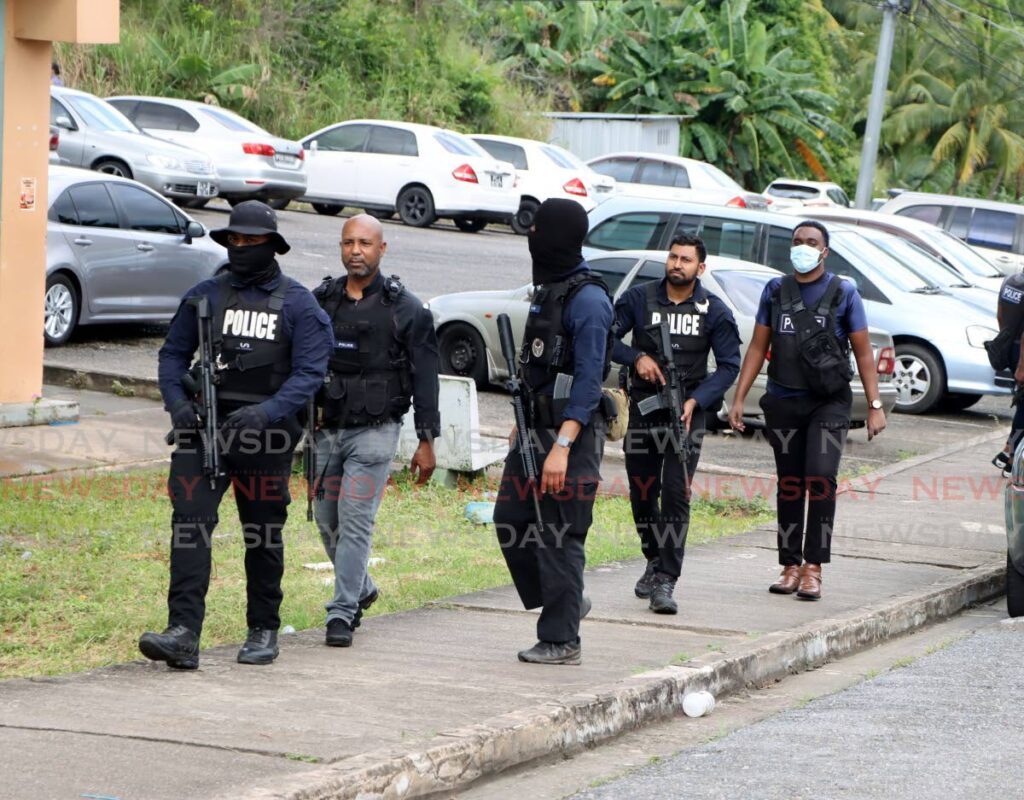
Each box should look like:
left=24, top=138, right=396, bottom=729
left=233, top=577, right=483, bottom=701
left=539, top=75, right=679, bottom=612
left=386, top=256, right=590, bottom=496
left=582, top=196, right=1008, bottom=414
left=107, top=96, right=307, bottom=208
left=44, top=166, right=227, bottom=346
left=50, top=87, right=219, bottom=202
left=426, top=252, right=897, bottom=425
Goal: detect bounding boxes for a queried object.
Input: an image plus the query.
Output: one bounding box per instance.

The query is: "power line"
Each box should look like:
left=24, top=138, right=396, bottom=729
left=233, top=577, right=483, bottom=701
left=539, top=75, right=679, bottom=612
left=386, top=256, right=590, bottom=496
left=929, top=0, right=1024, bottom=41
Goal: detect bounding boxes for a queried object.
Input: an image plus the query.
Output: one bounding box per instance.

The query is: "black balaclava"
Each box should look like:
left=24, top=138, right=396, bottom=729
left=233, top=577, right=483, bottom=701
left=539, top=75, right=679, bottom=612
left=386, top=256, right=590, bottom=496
left=227, top=242, right=280, bottom=286
left=528, top=198, right=589, bottom=285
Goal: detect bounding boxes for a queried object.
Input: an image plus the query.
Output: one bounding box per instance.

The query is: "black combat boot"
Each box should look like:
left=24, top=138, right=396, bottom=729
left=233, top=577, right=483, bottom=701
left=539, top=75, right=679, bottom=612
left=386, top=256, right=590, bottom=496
left=352, top=587, right=379, bottom=630
left=325, top=618, right=354, bottom=647
left=517, top=640, right=582, bottom=665
left=237, top=628, right=279, bottom=665
left=648, top=574, right=678, bottom=615
left=634, top=559, right=658, bottom=599
left=138, top=625, right=200, bottom=670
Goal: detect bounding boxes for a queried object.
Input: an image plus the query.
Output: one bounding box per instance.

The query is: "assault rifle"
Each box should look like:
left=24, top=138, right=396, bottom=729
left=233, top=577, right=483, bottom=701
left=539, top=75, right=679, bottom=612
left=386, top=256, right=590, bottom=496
left=497, top=313, right=544, bottom=529
left=636, top=321, right=692, bottom=487
left=165, top=295, right=223, bottom=489
left=304, top=396, right=317, bottom=522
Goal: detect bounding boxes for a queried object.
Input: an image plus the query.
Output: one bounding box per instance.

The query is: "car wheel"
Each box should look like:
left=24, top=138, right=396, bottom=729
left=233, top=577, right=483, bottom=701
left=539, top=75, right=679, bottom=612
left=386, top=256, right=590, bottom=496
left=44, top=273, right=79, bottom=347
left=397, top=186, right=436, bottom=228
left=267, top=198, right=291, bottom=211
left=511, top=199, right=540, bottom=235
left=892, top=343, right=945, bottom=414
left=454, top=217, right=487, bottom=233
left=938, top=392, right=983, bottom=412
left=311, top=203, right=343, bottom=216
left=365, top=208, right=395, bottom=221
left=439, top=323, right=488, bottom=388
left=93, top=158, right=133, bottom=180
left=1008, top=553, right=1024, bottom=617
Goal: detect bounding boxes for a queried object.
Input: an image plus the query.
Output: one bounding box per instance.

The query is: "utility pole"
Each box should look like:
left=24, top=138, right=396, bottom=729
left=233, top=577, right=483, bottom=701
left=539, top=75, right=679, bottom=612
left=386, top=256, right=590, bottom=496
left=854, top=0, right=903, bottom=210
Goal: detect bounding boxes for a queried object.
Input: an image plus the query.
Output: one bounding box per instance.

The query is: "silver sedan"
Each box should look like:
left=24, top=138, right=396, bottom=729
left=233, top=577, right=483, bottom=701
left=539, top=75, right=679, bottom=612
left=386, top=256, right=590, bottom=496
left=45, top=166, right=227, bottom=346
left=426, top=251, right=898, bottom=425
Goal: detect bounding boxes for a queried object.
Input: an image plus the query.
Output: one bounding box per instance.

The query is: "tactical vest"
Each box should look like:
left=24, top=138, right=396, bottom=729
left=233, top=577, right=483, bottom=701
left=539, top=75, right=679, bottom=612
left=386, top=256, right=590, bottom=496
left=999, top=273, right=1024, bottom=339
left=212, top=273, right=292, bottom=404
left=320, top=275, right=413, bottom=427
left=519, top=272, right=612, bottom=392
left=767, top=275, right=849, bottom=391
left=630, top=281, right=712, bottom=399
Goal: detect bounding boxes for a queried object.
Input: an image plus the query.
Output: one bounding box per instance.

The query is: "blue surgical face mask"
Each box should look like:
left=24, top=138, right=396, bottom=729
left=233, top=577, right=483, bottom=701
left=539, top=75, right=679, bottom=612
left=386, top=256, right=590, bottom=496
left=790, top=244, right=823, bottom=274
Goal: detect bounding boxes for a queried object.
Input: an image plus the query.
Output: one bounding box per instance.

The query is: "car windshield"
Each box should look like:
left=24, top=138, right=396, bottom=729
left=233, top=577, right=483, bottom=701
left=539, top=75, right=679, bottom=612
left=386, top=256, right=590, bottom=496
left=64, top=94, right=139, bottom=133
left=920, top=228, right=1003, bottom=279
left=831, top=231, right=935, bottom=293
left=711, top=270, right=771, bottom=316
left=700, top=163, right=745, bottom=191
left=862, top=231, right=971, bottom=288
left=199, top=106, right=267, bottom=134
left=541, top=144, right=584, bottom=169
left=435, top=131, right=488, bottom=157
left=767, top=183, right=819, bottom=199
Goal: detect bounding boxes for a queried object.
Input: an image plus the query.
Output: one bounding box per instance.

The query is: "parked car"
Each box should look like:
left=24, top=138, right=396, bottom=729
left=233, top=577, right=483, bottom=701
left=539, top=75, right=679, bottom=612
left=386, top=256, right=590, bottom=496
left=44, top=166, right=227, bottom=346
left=877, top=191, right=1024, bottom=275
left=427, top=251, right=898, bottom=425
left=50, top=87, right=219, bottom=203
left=763, top=179, right=851, bottom=209
left=586, top=152, right=769, bottom=210
left=106, top=96, right=307, bottom=209
left=1006, top=443, right=1024, bottom=616
left=48, top=125, right=61, bottom=165
left=298, top=119, right=517, bottom=231
left=787, top=206, right=1005, bottom=290
left=582, top=196, right=1007, bottom=413
left=469, top=134, right=616, bottom=234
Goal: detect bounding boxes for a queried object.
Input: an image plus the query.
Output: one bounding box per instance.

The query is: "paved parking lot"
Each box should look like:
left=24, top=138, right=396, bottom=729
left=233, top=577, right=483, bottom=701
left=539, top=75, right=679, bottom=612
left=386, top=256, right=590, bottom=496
left=44, top=199, right=1014, bottom=479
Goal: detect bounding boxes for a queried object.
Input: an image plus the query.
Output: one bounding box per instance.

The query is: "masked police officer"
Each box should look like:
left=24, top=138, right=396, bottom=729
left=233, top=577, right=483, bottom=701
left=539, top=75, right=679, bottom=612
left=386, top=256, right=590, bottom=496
left=992, top=270, right=1024, bottom=476
left=612, top=234, right=740, bottom=614
left=493, top=198, right=614, bottom=666
left=729, top=220, right=886, bottom=600
left=140, top=201, right=333, bottom=669
left=312, top=214, right=439, bottom=648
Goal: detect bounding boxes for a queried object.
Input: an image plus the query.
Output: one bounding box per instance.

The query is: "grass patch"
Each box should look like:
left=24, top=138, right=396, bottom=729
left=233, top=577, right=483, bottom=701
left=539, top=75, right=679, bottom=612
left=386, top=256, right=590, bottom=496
left=0, top=468, right=770, bottom=679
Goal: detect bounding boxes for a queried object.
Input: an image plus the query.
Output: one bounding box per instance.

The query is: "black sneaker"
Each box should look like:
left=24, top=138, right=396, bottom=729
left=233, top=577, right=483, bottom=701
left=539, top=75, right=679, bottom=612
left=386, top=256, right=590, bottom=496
left=139, top=625, right=200, bottom=670
left=634, top=560, right=658, bottom=599
left=994, top=450, right=1013, bottom=478
left=325, top=618, right=354, bottom=647
left=649, top=574, right=678, bottom=615
left=352, top=587, right=379, bottom=630
left=517, top=640, right=582, bottom=665
left=237, top=628, right=279, bottom=665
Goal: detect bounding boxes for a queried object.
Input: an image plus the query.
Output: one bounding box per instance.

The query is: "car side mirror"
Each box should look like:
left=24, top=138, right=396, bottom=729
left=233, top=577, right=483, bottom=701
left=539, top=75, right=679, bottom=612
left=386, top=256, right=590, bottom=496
left=184, top=220, right=205, bottom=243
left=55, top=115, right=75, bottom=131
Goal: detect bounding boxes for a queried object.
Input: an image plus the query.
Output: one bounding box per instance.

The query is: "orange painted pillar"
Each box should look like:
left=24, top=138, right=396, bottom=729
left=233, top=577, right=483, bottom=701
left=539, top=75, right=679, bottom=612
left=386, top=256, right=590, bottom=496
left=0, top=0, right=118, bottom=404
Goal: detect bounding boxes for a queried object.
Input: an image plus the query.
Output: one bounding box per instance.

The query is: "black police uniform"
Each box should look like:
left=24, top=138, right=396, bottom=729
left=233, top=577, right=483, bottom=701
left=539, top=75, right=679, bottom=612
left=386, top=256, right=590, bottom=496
left=612, top=278, right=740, bottom=592
left=143, top=202, right=333, bottom=669
left=996, top=273, right=1024, bottom=469
left=493, top=266, right=613, bottom=648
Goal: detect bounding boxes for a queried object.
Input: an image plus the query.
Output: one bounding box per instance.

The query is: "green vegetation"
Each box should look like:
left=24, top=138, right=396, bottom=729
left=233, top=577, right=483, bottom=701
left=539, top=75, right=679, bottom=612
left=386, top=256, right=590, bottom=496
left=0, top=468, right=770, bottom=678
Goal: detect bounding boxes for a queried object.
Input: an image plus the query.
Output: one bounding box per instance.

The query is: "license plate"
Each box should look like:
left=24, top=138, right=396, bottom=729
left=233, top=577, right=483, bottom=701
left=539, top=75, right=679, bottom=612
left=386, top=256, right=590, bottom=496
left=196, top=181, right=216, bottom=198
left=490, top=174, right=503, bottom=188
left=274, top=153, right=298, bottom=167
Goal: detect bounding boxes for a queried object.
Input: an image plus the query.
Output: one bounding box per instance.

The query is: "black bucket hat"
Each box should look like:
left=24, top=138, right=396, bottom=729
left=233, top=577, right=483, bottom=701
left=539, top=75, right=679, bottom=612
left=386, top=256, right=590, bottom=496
left=210, top=200, right=291, bottom=254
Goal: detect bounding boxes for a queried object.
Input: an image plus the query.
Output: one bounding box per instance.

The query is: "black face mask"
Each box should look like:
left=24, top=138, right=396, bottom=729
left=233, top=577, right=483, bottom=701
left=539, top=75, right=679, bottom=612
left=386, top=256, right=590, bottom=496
left=528, top=198, right=589, bottom=285
left=227, top=243, right=280, bottom=285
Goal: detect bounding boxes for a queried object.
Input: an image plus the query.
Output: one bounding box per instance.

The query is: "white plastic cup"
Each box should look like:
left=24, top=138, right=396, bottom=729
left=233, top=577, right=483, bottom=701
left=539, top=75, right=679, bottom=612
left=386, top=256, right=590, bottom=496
left=682, top=690, right=715, bottom=718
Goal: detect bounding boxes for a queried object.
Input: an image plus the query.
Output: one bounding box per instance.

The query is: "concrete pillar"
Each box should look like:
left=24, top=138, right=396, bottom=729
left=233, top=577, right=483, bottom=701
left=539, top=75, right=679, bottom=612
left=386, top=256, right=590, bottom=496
left=0, top=0, right=118, bottom=405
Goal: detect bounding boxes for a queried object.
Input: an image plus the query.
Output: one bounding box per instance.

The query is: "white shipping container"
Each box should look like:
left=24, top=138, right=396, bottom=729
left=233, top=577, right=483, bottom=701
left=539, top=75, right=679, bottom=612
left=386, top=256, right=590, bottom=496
left=544, top=112, right=688, bottom=162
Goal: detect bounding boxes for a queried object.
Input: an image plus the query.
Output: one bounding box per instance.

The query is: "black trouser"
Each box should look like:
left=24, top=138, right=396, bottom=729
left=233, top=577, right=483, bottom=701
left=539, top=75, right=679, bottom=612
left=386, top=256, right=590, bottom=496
left=493, top=422, right=604, bottom=644
left=166, top=416, right=302, bottom=636
left=622, top=408, right=705, bottom=580
left=760, top=387, right=851, bottom=566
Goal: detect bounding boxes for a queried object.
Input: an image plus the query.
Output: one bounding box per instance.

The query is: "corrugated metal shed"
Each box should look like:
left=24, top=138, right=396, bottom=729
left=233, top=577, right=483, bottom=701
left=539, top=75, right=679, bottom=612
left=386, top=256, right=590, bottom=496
left=544, top=112, right=689, bottom=161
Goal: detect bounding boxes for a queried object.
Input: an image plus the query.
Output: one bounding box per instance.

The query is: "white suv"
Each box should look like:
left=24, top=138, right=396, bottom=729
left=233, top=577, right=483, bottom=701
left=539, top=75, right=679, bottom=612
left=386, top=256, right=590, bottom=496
left=586, top=151, right=769, bottom=210
left=763, top=179, right=851, bottom=209
left=299, top=120, right=517, bottom=232
left=470, top=134, right=616, bottom=234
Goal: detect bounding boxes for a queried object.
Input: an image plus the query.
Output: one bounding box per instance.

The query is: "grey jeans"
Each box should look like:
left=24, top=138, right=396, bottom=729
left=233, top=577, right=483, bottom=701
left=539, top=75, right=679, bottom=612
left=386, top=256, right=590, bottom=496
left=313, top=422, right=401, bottom=625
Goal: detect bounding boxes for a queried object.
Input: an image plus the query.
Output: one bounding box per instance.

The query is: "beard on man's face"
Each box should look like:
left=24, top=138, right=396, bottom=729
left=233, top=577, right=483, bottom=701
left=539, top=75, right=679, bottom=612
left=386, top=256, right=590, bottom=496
left=344, top=258, right=379, bottom=279
left=666, top=271, right=696, bottom=287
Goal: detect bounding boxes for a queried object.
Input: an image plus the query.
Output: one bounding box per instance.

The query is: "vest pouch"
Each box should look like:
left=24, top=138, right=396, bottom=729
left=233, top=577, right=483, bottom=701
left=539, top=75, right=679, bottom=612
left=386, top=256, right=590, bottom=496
left=363, top=379, right=389, bottom=417
left=799, top=328, right=852, bottom=396
left=985, top=327, right=1015, bottom=371
left=326, top=374, right=347, bottom=401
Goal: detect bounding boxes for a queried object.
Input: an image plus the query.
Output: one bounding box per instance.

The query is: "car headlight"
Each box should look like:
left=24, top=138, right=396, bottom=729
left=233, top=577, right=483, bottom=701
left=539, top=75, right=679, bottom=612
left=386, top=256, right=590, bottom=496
left=146, top=154, right=183, bottom=170
left=966, top=325, right=997, bottom=348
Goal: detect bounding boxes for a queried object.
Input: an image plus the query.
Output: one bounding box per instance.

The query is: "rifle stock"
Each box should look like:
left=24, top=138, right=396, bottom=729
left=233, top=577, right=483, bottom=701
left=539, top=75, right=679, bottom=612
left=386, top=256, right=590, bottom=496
left=496, top=313, right=544, bottom=527
left=656, top=321, right=691, bottom=488
left=304, top=396, right=316, bottom=522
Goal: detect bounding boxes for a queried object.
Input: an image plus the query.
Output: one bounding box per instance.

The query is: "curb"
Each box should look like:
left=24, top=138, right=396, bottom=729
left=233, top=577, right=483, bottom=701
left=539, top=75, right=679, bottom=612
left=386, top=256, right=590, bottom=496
left=239, top=561, right=1005, bottom=800
left=43, top=364, right=162, bottom=402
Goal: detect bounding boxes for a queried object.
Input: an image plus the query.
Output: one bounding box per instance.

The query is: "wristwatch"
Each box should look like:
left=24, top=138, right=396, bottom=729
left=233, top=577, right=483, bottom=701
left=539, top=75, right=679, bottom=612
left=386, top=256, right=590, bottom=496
left=555, top=435, right=574, bottom=449
left=869, top=398, right=884, bottom=410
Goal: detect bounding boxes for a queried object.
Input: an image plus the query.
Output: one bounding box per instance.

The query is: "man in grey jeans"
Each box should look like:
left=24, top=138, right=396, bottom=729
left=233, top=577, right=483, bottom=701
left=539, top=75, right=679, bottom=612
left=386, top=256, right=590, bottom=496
left=311, top=214, right=440, bottom=647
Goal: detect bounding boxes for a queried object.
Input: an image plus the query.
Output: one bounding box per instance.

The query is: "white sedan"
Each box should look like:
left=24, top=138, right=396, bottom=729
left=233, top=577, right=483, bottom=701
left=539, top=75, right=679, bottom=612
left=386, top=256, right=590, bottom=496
left=470, top=134, right=616, bottom=234
left=298, top=119, right=518, bottom=231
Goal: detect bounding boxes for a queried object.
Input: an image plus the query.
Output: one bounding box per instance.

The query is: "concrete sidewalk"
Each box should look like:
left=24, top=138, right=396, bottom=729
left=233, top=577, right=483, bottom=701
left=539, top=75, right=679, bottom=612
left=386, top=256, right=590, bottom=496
left=0, top=386, right=1009, bottom=799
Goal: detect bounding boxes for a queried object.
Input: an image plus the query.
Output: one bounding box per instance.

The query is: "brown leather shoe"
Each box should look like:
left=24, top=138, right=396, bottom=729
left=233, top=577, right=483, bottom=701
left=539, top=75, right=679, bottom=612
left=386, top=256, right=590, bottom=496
left=797, top=563, right=822, bottom=600
left=769, top=565, right=801, bottom=594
